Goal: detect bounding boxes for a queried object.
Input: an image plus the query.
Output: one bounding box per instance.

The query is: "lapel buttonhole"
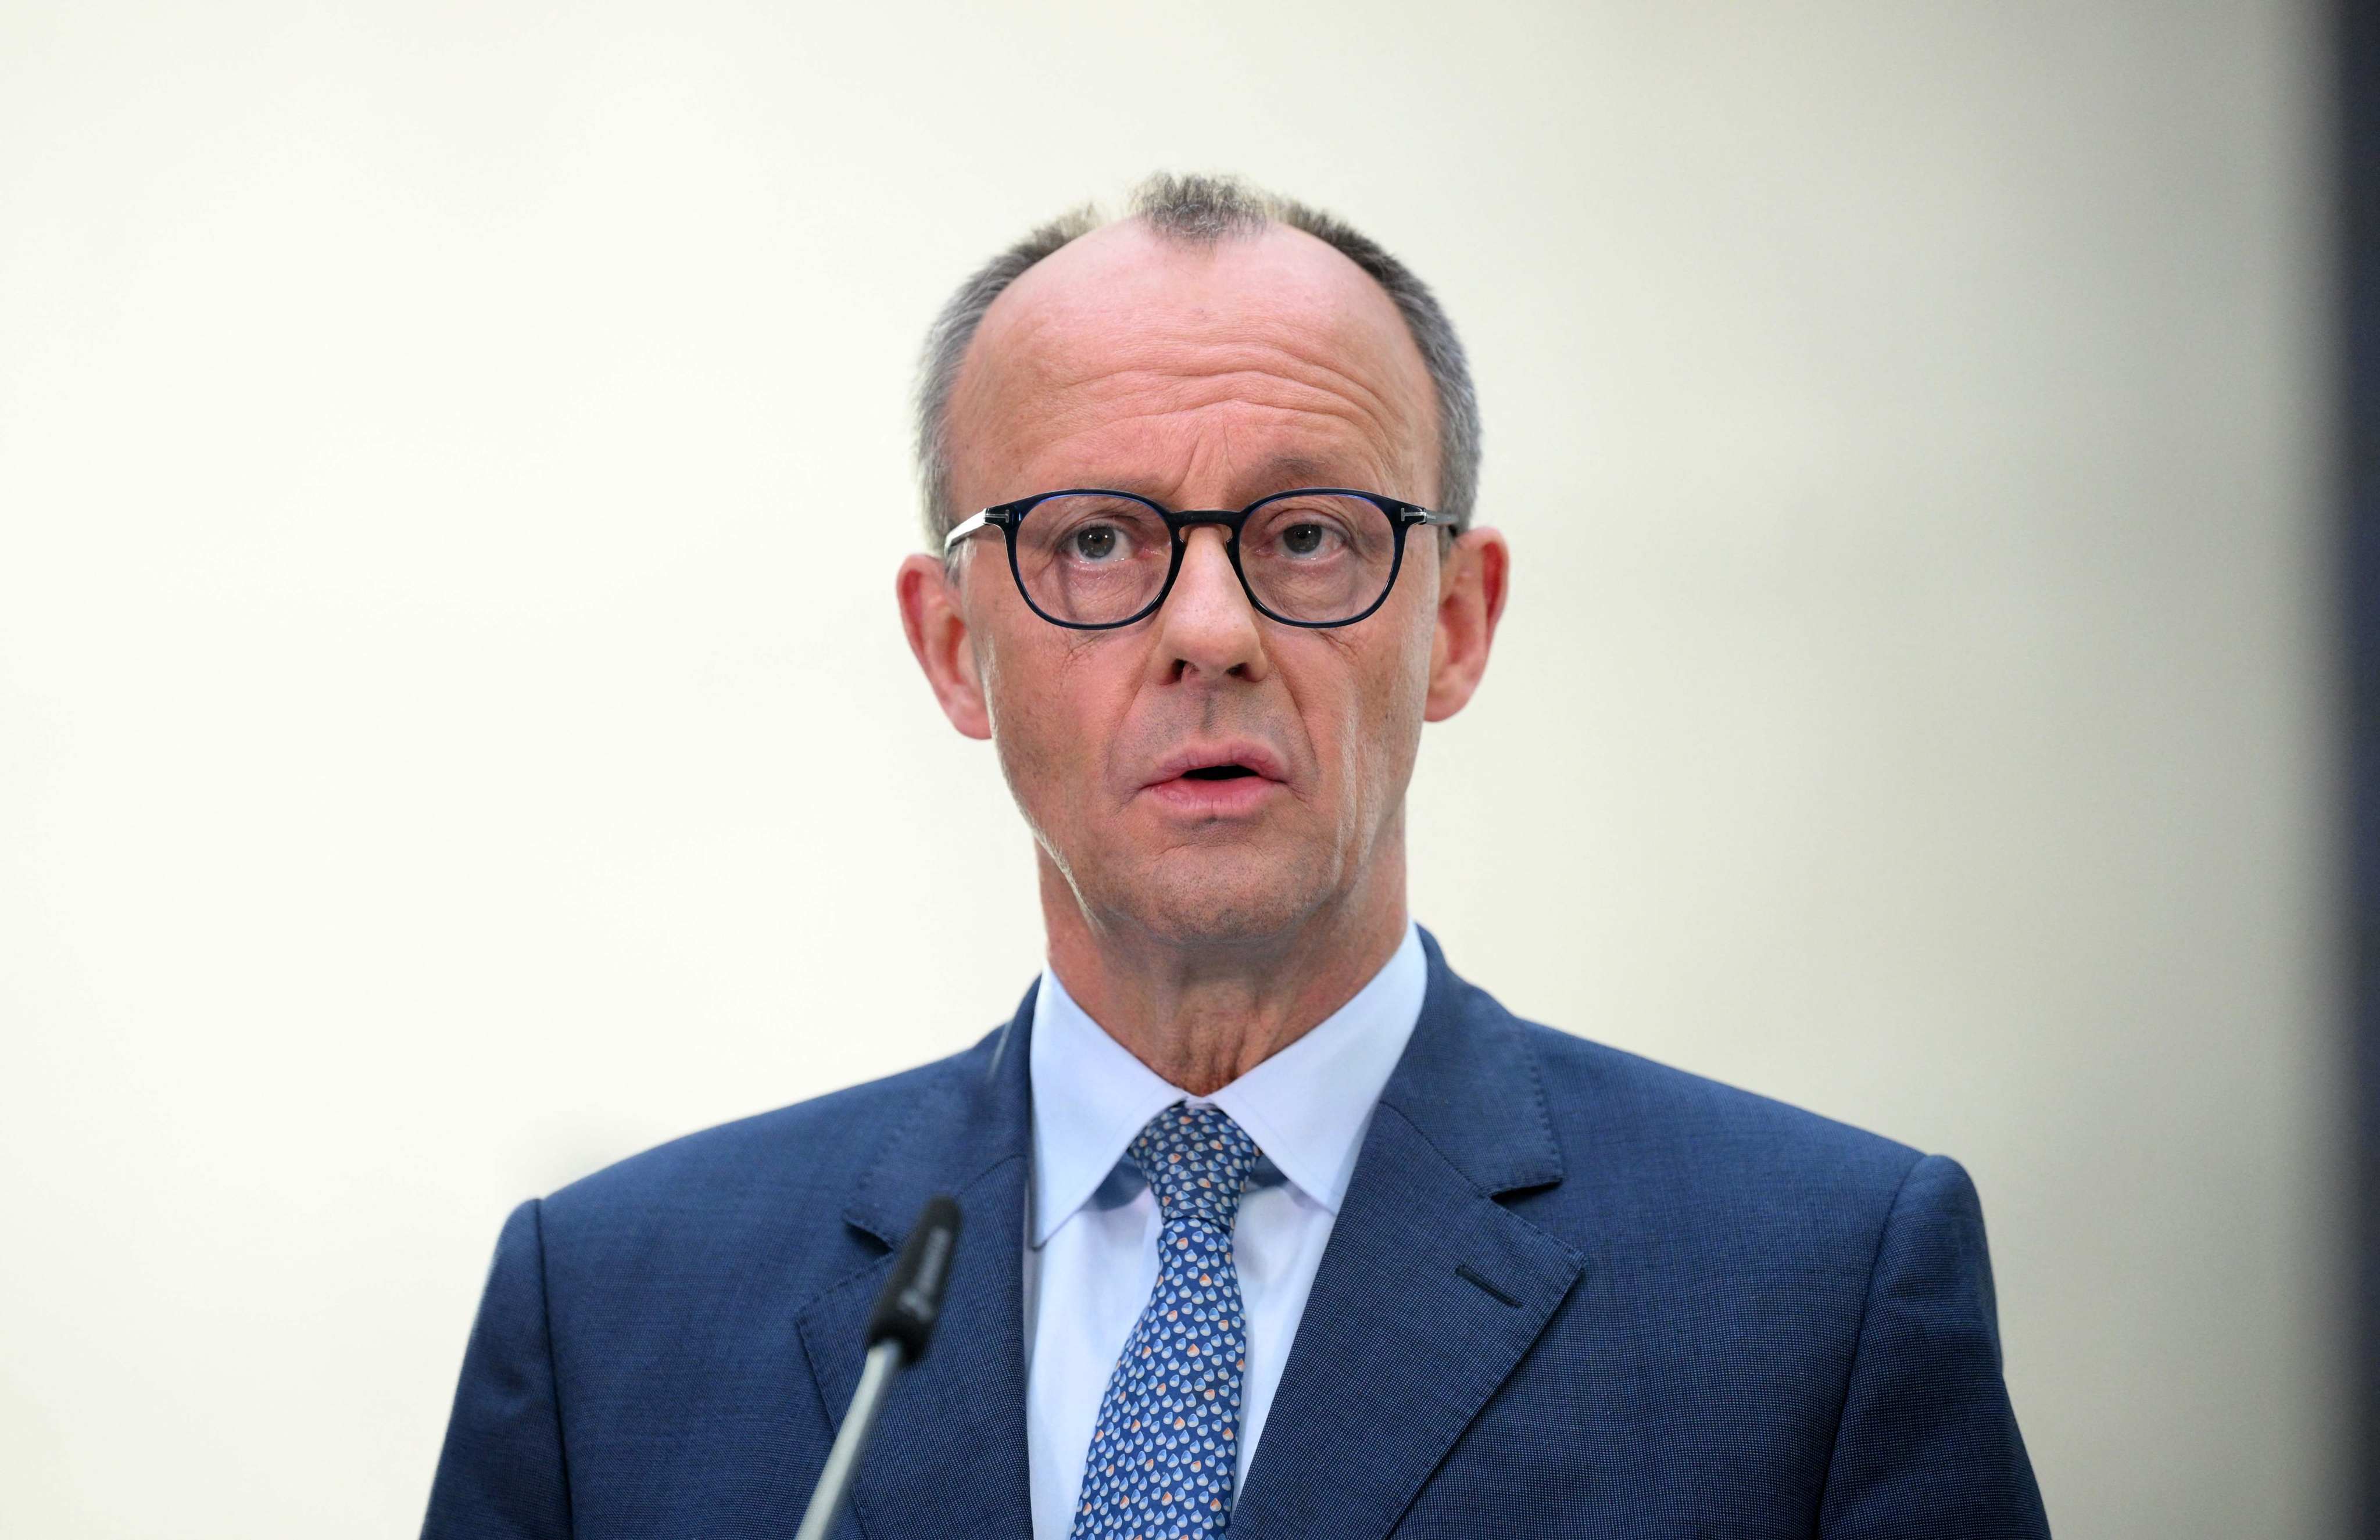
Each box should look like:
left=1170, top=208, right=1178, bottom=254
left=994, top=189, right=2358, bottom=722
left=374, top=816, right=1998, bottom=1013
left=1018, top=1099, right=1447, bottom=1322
left=1454, top=1263, right=1522, bottom=1309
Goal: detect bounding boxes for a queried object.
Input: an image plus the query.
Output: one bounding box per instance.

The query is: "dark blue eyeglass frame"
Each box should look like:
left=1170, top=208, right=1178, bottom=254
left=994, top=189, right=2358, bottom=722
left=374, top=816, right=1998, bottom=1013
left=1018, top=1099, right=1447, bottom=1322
left=941, top=486, right=1458, bottom=631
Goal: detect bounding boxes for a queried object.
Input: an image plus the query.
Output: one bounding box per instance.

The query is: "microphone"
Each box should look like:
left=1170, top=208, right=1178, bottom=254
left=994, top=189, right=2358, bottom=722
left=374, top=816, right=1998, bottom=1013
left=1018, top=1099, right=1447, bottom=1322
left=792, top=1195, right=963, bottom=1540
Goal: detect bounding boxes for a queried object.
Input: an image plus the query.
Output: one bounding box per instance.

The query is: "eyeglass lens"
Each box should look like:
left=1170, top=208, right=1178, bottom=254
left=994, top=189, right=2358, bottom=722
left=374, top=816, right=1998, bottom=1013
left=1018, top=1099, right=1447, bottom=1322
left=1012, top=493, right=1401, bottom=625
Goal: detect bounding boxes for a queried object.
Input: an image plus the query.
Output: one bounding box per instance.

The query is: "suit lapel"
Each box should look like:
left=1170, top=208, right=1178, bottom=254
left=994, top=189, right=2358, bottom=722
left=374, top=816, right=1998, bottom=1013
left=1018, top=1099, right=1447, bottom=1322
left=1227, top=934, right=1585, bottom=1540
left=792, top=938, right=1579, bottom=1540
left=795, top=986, right=1039, bottom=1539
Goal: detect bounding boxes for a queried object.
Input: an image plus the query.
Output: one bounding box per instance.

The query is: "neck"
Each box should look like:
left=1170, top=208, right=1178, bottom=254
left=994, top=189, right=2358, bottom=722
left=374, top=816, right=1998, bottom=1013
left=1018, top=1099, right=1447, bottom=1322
left=1040, top=848, right=1410, bottom=1097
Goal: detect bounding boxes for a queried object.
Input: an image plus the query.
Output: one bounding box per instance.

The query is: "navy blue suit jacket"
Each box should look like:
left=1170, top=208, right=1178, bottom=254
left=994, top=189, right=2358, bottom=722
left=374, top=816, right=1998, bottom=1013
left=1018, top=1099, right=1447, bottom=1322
left=424, top=933, right=2048, bottom=1537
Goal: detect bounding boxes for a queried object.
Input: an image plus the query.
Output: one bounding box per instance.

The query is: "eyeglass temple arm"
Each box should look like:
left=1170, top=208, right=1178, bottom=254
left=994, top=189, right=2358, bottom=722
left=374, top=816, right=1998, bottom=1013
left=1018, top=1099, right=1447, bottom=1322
left=942, top=507, right=1005, bottom=556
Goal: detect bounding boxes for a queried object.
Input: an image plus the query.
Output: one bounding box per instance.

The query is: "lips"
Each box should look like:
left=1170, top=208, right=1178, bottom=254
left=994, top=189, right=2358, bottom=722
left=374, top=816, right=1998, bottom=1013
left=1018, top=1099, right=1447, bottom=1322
left=1140, top=742, right=1289, bottom=818
left=1144, top=743, right=1289, bottom=788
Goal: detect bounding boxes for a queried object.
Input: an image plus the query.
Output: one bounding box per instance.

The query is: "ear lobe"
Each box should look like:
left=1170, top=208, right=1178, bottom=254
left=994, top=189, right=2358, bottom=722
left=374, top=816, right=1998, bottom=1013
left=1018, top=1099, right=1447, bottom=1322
left=1423, top=527, right=1509, bottom=723
left=896, top=553, right=993, bottom=740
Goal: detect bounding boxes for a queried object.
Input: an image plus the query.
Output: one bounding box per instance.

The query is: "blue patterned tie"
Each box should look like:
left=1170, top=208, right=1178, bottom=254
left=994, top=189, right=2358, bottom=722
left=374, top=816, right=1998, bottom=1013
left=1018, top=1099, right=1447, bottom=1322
left=1070, top=1102, right=1261, bottom=1539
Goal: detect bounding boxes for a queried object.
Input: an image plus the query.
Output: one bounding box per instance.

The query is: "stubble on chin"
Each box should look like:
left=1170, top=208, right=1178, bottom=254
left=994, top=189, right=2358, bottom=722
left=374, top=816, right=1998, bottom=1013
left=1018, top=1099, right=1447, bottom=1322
left=1063, top=820, right=1347, bottom=952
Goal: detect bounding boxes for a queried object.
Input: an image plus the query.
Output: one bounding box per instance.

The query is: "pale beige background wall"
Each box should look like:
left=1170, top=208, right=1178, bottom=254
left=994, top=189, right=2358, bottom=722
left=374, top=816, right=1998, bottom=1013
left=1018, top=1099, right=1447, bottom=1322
left=0, top=2, right=2343, bottom=1535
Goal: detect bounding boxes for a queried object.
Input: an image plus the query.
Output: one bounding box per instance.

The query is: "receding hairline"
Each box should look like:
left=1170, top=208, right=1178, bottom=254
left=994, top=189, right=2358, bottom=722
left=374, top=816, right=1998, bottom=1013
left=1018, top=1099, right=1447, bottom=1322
left=913, top=174, right=1482, bottom=546
left=959, top=216, right=1437, bottom=409
left=989, top=213, right=1414, bottom=316
left=942, top=219, right=1441, bottom=512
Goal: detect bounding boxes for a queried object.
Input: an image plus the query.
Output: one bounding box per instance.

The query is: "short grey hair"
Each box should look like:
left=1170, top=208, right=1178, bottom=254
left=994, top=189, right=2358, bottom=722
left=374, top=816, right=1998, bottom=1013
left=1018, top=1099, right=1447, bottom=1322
left=912, top=173, right=1481, bottom=547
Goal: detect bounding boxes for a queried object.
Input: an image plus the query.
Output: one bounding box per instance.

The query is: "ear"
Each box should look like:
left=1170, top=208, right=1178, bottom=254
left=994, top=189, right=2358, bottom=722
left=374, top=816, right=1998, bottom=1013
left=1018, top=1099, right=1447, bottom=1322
left=1423, top=527, right=1509, bottom=722
left=896, top=551, right=992, bottom=740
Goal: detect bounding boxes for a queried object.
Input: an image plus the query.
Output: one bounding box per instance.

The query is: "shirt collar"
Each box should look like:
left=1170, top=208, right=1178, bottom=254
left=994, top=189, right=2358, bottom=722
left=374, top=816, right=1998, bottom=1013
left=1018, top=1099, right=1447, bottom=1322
left=1028, top=921, right=1427, bottom=1247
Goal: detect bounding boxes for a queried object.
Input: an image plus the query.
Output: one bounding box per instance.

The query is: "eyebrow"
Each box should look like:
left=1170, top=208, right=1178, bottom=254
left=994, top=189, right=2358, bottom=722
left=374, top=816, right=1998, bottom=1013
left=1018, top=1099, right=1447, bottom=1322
left=1130, top=453, right=1372, bottom=506
left=1247, top=453, right=1343, bottom=489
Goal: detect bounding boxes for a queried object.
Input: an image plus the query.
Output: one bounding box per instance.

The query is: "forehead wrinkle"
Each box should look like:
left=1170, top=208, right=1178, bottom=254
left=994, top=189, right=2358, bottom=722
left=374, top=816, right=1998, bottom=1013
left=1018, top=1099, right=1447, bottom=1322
left=1016, top=348, right=1425, bottom=492
left=1047, top=367, right=1411, bottom=460
left=953, top=357, right=1375, bottom=506
left=1017, top=399, right=1413, bottom=506
left=1032, top=321, right=1425, bottom=438
left=1036, top=328, right=1431, bottom=494
left=1043, top=372, right=1402, bottom=459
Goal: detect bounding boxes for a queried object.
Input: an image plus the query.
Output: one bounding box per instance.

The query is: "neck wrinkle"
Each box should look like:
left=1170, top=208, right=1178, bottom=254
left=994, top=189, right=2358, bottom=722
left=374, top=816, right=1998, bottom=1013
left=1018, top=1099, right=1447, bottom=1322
left=1039, top=845, right=1410, bottom=1097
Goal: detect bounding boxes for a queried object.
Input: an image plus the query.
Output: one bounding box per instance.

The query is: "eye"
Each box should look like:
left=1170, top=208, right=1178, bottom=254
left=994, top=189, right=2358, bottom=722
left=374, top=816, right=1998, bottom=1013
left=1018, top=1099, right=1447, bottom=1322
left=1280, top=521, right=1337, bottom=557
left=1070, top=523, right=1129, bottom=562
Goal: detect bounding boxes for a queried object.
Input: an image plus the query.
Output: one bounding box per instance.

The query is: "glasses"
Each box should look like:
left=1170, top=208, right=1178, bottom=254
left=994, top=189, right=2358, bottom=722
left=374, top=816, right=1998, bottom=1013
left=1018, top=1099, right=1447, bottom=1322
left=943, top=487, right=1456, bottom=630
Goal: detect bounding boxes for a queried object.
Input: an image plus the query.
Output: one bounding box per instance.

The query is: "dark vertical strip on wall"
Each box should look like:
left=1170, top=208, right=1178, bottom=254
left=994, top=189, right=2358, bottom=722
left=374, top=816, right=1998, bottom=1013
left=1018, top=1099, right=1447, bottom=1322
left=2345, top=0, right=2380, bottom=1530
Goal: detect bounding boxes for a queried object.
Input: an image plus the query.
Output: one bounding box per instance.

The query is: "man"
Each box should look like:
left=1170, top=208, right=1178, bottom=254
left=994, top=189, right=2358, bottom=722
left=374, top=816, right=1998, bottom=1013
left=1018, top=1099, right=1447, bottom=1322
left=423, top=175, right=2049, bottom=1539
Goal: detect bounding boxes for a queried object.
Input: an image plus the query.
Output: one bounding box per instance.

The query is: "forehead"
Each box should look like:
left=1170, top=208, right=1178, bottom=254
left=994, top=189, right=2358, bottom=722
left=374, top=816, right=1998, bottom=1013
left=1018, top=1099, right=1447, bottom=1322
left=947, top=220, right=1438, bottom=506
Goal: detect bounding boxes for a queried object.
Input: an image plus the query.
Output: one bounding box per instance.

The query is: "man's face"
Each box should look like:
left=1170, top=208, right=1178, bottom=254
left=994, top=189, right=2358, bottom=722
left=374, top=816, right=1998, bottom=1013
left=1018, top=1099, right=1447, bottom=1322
left=900, top=220, right=1501, bottom=951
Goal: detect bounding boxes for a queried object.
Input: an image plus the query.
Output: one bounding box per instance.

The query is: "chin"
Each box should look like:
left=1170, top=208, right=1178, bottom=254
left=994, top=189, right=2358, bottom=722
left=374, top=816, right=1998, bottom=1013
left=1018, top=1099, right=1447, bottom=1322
left=1111, top=850, right=1341, bottom=950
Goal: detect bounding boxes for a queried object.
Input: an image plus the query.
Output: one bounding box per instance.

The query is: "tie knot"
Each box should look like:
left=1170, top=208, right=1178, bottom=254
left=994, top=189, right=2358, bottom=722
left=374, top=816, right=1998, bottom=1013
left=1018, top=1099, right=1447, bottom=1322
left=1128, top=1102, right=1259, bottom=1230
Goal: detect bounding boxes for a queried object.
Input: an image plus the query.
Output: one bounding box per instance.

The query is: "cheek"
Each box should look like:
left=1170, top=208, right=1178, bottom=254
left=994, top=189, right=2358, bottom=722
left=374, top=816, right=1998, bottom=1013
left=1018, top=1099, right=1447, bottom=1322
left=1305, top=624, right=1433, bottom=823
left=1364, top=644, right=1431, bottom=785
left=1365, top=610, right=1439, bottom=794
left=978, top=629, right=1128, bottom=821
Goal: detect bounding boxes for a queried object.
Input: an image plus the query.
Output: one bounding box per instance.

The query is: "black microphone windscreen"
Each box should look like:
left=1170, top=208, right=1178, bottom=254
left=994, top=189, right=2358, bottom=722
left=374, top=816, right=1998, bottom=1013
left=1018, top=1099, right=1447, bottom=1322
left=865, top=1194, right=962, bottom=1365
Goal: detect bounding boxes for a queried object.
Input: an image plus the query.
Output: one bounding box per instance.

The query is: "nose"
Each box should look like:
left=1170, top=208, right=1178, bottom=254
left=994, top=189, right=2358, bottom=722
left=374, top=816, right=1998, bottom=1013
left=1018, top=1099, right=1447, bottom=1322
left=1150, top=525, right=1268, bottom=683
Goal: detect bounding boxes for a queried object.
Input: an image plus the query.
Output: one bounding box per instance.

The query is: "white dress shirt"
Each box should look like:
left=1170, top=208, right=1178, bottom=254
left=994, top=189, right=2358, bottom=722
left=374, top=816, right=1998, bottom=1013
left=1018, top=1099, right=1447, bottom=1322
left=1020, top=922, right=1427, bottom=1540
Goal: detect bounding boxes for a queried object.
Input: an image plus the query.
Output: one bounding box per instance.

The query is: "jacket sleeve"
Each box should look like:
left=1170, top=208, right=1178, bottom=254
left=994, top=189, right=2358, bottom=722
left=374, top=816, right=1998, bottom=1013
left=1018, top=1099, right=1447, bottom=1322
left=1819, top=1154, right=2051, bottom=1538
left=421, top=1199, right=574, bottom=1540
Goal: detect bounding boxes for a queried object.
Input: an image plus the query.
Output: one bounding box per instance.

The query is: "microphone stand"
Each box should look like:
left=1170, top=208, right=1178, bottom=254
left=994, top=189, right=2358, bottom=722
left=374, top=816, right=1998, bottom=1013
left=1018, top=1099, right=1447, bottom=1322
left=792, top=1195, right=962, bottom=1540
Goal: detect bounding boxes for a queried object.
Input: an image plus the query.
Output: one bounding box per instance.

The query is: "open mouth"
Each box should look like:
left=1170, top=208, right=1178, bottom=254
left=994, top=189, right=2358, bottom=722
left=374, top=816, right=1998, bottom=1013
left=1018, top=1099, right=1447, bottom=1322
left=1144, top=748, right=1282, bottom=815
